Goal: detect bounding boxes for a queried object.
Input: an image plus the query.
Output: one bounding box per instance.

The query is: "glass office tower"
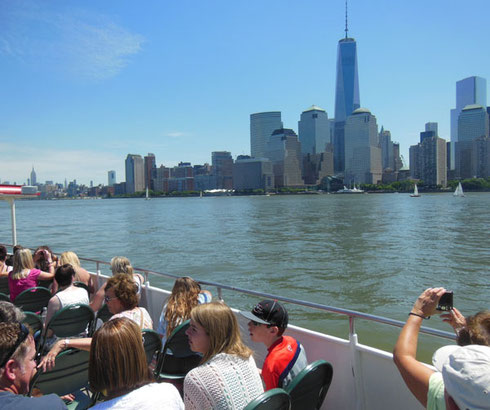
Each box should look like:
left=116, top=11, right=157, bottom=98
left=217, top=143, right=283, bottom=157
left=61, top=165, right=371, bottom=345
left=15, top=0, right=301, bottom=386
left=334, top=37, right=360, bottom=174
left=250, top=112, right=283, bottom=159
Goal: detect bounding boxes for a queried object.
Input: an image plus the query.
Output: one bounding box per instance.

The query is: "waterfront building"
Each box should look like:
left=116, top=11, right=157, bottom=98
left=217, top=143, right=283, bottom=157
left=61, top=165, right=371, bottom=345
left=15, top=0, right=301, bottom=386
left=108, top=170, right=116, bottom=187
left=333, top=15, right=361, bottom=174
left=250, top=112, right=283, bottom=159
left=393, top=143, right=403, bottom=172
left=265, top=128, right=303, bottom=187
left=125, top=154, right=145, bottom=194
left=193, top=164, right=216, bottom=191
left=409, top=134, right=447, bottom=187
left=212, top=151, right=233, bottom=190
left=344, top=108, right=381, bottom=185
left=233, top=156, right=273, bottom=191
left=298, top=105, right=330, bottom=155
left=144, top=153, right=156, bottom=190
left=169, top=162, right=194, bottom=192
left=154, top=165, right=170, bottom=193
left=302, top=149, right=334, bottom=185
left=113, top=182, right=126, bottom=196
left=379, top=127, right=395, bottom=171
left=456, top=104, right=489, bottom=179
left=30, top=167, right=37, bottom=186
left=472, top=136, right=490, bottom=178
left=450, top=76, right=487, bottom=168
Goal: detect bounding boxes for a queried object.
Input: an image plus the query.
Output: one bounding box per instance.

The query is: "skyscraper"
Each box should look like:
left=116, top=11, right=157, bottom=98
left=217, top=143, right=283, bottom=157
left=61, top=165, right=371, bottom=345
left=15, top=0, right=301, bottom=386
left=344, top=108, right=381, bottom=185
left=450, top=76, right=487, bottom=168
left=144, top=153, right=156, bottom=190
left=266, top=128, right=303, bottom=187
left=125, top=154, right=145, bottom=194
left=250, top=112, right=283, bottom=159
left=212, top=151, right=234, bottom=189
left=30, top=167, right=37, bottom=186
left=333, top=4, right=360, bottom=174
left=108, top=170, right=116, bottom=186
left=298, top=105, right=330, bottom=155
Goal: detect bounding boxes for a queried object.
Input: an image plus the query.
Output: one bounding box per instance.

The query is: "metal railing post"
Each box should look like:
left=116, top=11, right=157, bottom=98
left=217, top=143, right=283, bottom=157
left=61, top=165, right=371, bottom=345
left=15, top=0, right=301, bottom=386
left=217, top=287, right=223, bottom=301
left=349, top=316, right=365, bottom=410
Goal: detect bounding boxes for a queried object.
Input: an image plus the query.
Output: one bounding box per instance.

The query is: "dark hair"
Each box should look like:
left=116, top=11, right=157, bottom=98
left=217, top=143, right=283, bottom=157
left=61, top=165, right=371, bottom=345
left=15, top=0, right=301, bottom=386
left=34, top=245, right=54, bottom=271
left=105, top=274, right=138, bottom=310
left=0, top=245, right=6, bottom=262
left=55, top=264, right=76, bottom=288
left=5, top=245, right=22, bottom=267
left=457, top=310, right=490, bottom=346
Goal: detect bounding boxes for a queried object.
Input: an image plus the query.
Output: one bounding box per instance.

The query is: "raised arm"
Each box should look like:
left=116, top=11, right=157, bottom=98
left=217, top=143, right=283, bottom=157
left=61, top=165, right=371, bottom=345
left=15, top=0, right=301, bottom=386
left=393, top=287, right=446, bottom=407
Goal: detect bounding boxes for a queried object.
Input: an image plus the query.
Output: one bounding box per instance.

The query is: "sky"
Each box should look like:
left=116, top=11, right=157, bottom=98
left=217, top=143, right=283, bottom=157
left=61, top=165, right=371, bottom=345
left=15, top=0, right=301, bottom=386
left=1, top=0, right=489, bottom=186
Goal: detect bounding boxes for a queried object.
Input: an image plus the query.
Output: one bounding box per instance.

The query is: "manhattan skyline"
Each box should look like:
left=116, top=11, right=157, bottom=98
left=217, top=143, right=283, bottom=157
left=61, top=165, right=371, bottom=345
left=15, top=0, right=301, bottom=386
left=1, top=0, right=490, bottom=185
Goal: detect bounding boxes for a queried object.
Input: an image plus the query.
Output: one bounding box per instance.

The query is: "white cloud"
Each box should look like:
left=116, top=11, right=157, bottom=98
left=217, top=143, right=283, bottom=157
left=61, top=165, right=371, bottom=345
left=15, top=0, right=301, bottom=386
left=0, top=1, right=144, bottom=80
left=165, top=132, right=191, bottom=139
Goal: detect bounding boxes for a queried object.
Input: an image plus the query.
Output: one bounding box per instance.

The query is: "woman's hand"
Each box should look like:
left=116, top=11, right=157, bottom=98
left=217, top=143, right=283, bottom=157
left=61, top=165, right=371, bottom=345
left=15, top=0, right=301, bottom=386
left=441, top=307, right=466, bottom=333
left=37, top=340, right=65, bottom=372
left=411, top=287, right=446, bottom=318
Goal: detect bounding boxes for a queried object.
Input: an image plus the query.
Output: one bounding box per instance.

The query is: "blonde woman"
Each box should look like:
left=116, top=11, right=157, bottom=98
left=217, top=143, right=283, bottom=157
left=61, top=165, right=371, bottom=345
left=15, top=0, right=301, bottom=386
left=56, top=251, right=94, bottom=294
left=8, top=248, right=55, bottom=302
left=184, top=302, right=263, bottom=410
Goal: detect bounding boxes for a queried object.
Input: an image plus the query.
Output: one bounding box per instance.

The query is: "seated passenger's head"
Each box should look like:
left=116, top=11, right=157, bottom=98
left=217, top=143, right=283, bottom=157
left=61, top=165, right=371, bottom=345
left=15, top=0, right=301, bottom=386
left=105, top=274, right=138, bottom=314
left=171, top=276, right=201, bottom=298
left=0, top=245, right=7, bottom=262
left=12, top=249, right=34, bottom=275
left=0, top=322, right=36, bottom=394
left=59, top=251, right=81, bottom=268
left=187, top=301, right=252, bottom=363
left=110, top=256, right=134, bottom=276
left=89, top=317, right=151, bottom=399
left=456, top=310, right=490, bottom=347
left=240, top=299, right=289, bottom=343
left=55, top=264, right=76, bottom=288
left=0, top=302, right=25, bottom=323
left=433, top=344, right=490, bottom=410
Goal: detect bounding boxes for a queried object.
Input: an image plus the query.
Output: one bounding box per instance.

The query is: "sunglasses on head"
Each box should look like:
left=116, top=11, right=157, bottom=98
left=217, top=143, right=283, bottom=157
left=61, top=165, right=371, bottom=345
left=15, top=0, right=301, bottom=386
left=0, top=323, right=29, bottom=368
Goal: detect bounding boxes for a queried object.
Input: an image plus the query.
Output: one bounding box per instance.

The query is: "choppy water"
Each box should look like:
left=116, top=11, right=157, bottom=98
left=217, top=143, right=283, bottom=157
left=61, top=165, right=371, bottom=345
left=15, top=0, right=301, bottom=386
left=1, top=192, right=489, bottom=358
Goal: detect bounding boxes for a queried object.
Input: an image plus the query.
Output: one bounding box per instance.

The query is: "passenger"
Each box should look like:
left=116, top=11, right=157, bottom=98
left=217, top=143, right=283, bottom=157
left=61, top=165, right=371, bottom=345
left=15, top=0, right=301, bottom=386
left=393, top=287, right=490, bottom=409
left=44, top=264, right=89, bottom=333
left=5, top=245, right=22, bottom=268
left=184, top=301, right=263, bottom=409
left=0, top=301, right=25, bottom=323
left=33, top=246, right=57, bottom=274
left=55, top=251, right=94, bottom=294
left=157, top=276, right=212, bottom=343
left=240, top=299, right=308, bottom=390
left=89, top=318, right=184, bottom=409
left=91, top=256, right=144, bottom=312
left=0, top=322, right=67, bottom=409
left=0, top=245, right=12, bottom=277
left=8, top=249, right=55, bottom=302
left=40, top=273, right=153, bottom=365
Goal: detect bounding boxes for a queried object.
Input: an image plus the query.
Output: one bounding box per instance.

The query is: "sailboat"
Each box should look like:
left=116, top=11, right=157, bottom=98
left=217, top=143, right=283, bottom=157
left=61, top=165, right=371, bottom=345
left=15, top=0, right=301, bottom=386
left=145, top=187, right=150, bottom=200
left=453, top=182, right=465, bottom=197
left=410, top=184, right=421, bottom=197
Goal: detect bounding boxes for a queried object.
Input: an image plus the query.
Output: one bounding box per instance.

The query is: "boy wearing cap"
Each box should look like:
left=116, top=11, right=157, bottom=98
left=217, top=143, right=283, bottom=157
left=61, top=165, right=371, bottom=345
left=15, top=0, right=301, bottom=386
left=240, top=300, right=308, bottom=391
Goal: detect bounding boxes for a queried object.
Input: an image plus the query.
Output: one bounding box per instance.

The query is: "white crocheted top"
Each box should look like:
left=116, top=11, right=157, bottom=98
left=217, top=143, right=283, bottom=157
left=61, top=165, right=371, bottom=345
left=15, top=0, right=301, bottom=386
left=184, top=353, right=264, bottom=410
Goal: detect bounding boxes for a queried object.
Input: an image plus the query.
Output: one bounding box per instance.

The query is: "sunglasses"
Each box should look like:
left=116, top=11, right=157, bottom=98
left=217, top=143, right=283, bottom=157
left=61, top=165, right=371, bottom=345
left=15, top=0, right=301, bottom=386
left=0, top=323, right=29, bottom=368
left=104, top=295, right=117, bottom=303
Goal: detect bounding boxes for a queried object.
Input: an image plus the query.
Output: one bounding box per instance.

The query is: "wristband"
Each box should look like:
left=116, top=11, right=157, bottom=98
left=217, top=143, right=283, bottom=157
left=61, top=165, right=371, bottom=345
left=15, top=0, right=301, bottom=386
left=409, top=312, right=429, bottom=320
left=64, top=339, right=70, bottom=349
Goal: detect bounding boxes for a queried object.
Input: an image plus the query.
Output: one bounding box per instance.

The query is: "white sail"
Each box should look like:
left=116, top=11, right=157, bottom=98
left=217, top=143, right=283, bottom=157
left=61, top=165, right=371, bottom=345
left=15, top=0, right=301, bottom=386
left=145, top=187, right=150, bottom=200
left=410, top=184, right=420, bottom=197
left=453, top=182, right=465, bottom=197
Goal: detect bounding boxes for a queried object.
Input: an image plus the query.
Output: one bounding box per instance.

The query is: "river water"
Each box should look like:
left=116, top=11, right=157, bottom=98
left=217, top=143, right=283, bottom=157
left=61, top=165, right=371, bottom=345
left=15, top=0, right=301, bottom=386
left=1, top=192, right=489, bottom=358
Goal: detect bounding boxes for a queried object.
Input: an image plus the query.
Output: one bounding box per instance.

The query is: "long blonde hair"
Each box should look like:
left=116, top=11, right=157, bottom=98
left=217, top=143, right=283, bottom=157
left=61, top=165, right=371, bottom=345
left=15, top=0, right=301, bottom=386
left=60, top=251, right=81, bottom=268
left=110, top=256, right=134, bottom=276
left=11, top=249, right=34, bottom=279
left=164, top=277, right=201, bottom=337
left=190, top=301, right=252, bottom=364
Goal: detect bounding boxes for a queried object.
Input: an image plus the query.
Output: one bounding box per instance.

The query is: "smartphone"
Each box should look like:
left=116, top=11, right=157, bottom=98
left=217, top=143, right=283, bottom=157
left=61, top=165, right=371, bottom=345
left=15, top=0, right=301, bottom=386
left=436, top=291, right=453, bottom=311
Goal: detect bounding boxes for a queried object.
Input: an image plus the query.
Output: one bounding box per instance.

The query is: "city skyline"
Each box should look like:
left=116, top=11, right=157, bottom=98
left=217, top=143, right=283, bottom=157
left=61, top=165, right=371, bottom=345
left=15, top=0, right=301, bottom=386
left=1, top=0, right=490, bottom=185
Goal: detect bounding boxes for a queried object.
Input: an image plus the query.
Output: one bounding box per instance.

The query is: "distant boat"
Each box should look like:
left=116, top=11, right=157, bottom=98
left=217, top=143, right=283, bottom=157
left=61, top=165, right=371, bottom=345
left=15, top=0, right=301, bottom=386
left=453, top=182, right=465, bottom=197
left=145, top=187, right=150, bottom=200
left=337, top=185, right=365, bottom=194
left=200, top=190, right=203, bottom=198
left=410, top=184, right=421, bottom=197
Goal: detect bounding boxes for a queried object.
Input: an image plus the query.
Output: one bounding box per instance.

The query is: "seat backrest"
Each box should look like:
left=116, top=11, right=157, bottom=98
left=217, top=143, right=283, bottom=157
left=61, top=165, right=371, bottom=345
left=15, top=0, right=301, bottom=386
left=0, top=292, right=10, bottom=302
left=285, top=360, right=333, bottom=410
left=165, top=320, right=195, bottom=357
left=29, top=348, right=89, bottom=397
left=14, top=286, right=51, bottom=312
left=244, top=388, right=291, bottom=410
left=23, top=311, right=43, bottom=334
left=96, top=304, right=112, bottom=323
left=73, top=281, right=90, bottom=293
left=142, top=328, right=162, bottom=365
left=45, top=303, right=95, bottom=338
left=0, top=277, right=9, bottom=295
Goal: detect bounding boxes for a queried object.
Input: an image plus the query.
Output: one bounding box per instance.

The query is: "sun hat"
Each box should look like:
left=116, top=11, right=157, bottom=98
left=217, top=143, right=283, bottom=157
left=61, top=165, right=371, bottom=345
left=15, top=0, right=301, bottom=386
left=433, top=344, right=490, bottom=410
left=239, top=299, right=288, bottom=328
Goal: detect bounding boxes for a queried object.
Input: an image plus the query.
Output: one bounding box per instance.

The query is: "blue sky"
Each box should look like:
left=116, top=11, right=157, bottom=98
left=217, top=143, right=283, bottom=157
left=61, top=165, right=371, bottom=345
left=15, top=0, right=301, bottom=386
left=1, top=0, right=489, bottom=185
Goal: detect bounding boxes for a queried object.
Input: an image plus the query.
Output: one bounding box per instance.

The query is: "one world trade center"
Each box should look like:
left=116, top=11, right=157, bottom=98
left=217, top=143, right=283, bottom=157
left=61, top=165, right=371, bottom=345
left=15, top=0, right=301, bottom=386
left=333, top=4, right=360, bottom=174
